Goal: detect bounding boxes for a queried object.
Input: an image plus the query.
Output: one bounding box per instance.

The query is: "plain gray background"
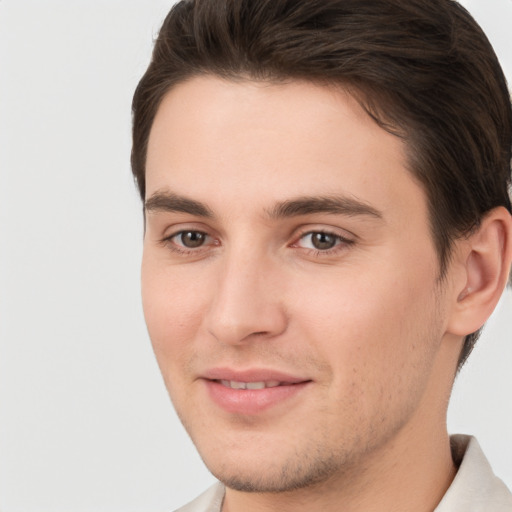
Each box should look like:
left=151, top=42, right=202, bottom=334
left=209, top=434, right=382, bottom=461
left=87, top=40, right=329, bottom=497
left=0, top=1, right=511, bottom=511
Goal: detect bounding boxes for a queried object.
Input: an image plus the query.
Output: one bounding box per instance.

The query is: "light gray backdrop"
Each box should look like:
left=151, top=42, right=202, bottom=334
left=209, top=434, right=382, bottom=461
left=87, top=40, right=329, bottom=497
left=0, top=1, right=511, bottom=511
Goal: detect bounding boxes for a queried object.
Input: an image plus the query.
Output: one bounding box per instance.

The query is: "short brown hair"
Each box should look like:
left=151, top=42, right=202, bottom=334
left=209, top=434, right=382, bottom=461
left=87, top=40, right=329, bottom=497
left=132, top=0, right=512, bottom=368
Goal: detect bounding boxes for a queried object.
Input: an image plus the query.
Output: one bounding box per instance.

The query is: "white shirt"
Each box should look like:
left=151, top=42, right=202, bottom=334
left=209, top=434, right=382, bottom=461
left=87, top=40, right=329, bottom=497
left=174, top=435, right=512, bottom=512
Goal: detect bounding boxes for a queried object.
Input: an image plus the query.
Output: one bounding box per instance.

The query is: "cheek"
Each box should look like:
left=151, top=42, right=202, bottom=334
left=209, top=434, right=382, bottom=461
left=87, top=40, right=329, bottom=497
left=292, top=261, right=441, bottom=397
left=141, top=254, right=208, bottom=365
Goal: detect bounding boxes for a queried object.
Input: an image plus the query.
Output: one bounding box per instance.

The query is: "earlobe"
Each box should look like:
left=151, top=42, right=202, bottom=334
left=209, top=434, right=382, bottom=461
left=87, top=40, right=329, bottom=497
left=447, top=206, right=512, bottom=336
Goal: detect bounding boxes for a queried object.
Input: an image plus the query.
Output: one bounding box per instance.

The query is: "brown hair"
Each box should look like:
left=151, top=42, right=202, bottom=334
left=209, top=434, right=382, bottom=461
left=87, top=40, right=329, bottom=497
left=132, top=0, right=512, bottom=368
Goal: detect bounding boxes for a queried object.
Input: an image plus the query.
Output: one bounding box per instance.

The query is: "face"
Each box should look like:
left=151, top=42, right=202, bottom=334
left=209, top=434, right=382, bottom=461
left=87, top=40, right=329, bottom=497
left=142, top=76, right=456, bottom=492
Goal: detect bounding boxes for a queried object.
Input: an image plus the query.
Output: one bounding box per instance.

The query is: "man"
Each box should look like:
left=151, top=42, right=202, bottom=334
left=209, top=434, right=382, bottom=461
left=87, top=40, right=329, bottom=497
left=131, top=0, right=512, bottom=510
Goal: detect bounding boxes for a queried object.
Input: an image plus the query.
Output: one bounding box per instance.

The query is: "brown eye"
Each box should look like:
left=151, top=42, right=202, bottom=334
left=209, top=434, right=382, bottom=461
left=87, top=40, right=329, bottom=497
left=178, top=231, right=207, bottom=248
left=310, top=232, right=338, bottom=250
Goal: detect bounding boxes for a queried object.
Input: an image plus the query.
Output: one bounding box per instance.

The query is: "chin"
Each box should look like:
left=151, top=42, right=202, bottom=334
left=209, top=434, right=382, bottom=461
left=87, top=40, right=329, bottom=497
left=204, top=447, right=346, bottom=493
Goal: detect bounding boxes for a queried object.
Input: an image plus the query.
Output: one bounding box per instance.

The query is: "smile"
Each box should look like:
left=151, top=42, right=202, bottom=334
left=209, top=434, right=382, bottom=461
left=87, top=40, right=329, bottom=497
left=218, top=380, right=282, bottom=390
left=203, top=373, right=311, bottom=415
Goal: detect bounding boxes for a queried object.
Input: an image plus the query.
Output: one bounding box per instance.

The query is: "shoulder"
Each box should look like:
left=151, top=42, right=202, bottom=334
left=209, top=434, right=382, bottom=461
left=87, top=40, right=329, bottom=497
left=436, top=435, right=512, bottom=512
left=173, top=482, right=225, bottom=512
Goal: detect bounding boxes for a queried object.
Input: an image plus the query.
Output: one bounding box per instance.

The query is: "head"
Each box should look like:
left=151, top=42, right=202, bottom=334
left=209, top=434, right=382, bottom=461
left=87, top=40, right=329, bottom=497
left=132, top=0, right=512, bottom=498
left=132, top=0, right=512, bottom=369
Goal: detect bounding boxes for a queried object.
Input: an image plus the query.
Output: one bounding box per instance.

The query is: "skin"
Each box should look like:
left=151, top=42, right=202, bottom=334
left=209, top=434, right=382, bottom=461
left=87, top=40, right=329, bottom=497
left=141, top=76, right=497, bottom=512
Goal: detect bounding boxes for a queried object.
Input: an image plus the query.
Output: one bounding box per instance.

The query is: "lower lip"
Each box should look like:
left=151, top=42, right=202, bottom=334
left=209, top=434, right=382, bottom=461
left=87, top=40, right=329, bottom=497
left=204, top=380, right=310, bottom=415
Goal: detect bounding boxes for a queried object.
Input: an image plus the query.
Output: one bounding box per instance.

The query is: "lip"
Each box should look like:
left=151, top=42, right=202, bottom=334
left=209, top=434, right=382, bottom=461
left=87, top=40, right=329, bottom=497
left=202, top=367, right=308, bottom=384
left=201, top=367, right=312, bottom=415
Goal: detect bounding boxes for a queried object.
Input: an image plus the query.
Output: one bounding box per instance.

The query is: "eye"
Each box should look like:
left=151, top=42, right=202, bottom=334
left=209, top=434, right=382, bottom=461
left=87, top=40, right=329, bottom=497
left=304, top=232, right=338, bottom=250
left=295, top=231, right=351, bottom=251
left=172, top=230, right=210, bottom=249
left=160, top=228, right=219, bottom=256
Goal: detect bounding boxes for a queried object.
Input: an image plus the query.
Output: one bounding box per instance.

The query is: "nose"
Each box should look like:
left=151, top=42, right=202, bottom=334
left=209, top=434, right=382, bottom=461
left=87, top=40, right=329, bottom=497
left=203, top=250, right=288, bottom=345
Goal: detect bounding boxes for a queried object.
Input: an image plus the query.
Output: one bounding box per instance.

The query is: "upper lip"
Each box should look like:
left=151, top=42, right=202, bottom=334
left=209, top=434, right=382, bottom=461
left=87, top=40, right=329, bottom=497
left=201, top=367, right=310, bottom=384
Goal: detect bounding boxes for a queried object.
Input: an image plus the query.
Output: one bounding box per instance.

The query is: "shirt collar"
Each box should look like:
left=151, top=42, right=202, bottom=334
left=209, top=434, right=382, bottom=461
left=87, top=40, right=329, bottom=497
left=434, top=434, right=512, bottom=511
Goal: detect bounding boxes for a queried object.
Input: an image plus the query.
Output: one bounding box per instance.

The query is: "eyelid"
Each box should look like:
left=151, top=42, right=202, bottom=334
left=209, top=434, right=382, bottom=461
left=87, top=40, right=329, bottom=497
left=292, top=225, right=355, bottom=243
left=159, top=220, right=217, bottom=241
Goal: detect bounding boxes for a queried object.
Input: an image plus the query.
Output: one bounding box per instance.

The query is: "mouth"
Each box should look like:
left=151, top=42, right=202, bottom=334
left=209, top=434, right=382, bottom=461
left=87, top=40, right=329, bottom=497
left=201, top=369, right=311, bottom=414
left=217, top=379, right=287, bottom=390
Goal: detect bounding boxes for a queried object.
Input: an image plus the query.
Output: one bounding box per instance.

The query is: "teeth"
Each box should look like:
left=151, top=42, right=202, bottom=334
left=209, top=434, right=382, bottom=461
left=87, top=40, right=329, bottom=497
left=231, top=380, right=247, bottom=389
left=246, top=382, right=265, bottom=390
left=219, top=380, right=282, bottom=390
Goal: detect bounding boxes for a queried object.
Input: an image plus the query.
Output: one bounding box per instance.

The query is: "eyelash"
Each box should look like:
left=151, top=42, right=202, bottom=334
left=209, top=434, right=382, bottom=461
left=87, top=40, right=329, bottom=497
left=160, top=229, right=354, bottom=257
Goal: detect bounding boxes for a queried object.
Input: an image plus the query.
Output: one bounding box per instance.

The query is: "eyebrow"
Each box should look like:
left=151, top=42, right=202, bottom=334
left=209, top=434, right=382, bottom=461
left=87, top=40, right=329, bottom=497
left=267, top=195, right=383, bottom=220
left=145, top=190, right=214, bottom=218
left=145, top=190, right=383, bottom=221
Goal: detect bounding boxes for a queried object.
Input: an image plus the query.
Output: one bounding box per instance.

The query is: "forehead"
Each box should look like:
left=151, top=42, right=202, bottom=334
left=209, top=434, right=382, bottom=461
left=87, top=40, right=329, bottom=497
left=145, top=75, right=425, bottom=225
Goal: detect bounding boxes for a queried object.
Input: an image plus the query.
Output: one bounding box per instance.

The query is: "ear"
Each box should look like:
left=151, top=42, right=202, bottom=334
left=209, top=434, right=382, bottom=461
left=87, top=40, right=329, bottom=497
left=447, top=206, right=512, bottom=336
